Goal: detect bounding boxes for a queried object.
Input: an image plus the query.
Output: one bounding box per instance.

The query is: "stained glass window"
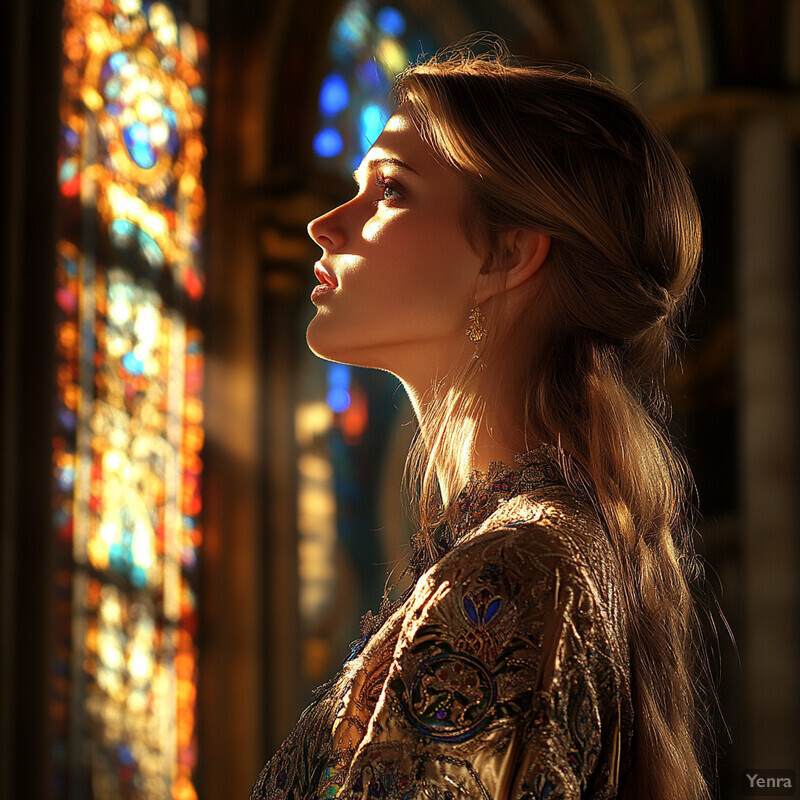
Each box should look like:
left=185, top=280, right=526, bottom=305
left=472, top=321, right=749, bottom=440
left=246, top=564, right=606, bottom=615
left=313, top=1, right=436, bottom=174
left=53, top=1, right=206, bottom=798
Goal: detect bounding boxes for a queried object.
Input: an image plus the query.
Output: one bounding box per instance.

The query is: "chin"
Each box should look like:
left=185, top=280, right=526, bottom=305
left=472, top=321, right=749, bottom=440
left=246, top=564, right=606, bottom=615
left=306, top=317, right=397, bottom=373
left=305, top=321, right=337, bottom=363
left=306, top=316, right=363, bottom=367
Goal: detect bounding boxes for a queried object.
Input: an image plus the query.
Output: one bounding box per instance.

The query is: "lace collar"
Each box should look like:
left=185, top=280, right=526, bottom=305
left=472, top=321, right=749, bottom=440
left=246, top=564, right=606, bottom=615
left=448, top=443, right=565, bottom=541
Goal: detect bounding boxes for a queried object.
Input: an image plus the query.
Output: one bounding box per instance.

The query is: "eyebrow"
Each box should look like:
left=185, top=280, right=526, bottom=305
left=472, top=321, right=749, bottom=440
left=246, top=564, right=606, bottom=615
left=352, top=157, right=421, bottom=184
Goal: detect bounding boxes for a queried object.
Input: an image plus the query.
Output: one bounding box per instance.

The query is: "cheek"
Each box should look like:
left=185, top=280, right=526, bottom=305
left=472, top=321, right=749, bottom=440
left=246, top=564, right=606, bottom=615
left=408, top=231, right=480, bottom=300
left=362, top=217, right=381, bottom=241
left=386, top=236, right=460, bottom=294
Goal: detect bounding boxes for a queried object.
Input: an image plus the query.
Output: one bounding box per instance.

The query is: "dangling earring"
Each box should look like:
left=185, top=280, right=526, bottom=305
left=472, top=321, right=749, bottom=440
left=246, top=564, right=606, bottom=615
left=466, top=305, right=486, bottom=360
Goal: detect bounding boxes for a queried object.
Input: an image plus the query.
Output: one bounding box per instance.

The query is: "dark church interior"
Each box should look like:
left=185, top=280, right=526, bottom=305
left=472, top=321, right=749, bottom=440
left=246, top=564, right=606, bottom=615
left=3, top=0, right=799, bottom=797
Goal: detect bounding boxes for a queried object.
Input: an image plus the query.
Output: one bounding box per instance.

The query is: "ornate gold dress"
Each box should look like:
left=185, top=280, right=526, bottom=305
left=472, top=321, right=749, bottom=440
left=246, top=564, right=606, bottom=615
left=250, top=448, right=634, bottom=799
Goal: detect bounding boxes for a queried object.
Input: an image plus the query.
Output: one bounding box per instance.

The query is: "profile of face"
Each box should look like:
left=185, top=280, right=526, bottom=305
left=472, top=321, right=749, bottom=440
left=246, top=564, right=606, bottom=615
left=306, top=108, right=485, bottom=384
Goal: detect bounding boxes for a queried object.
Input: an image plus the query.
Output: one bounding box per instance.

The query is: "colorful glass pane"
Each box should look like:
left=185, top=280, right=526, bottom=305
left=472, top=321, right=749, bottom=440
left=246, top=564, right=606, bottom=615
left=53, top=1, right=206, bottom=798
left=314, top=0, right=435, bottom=174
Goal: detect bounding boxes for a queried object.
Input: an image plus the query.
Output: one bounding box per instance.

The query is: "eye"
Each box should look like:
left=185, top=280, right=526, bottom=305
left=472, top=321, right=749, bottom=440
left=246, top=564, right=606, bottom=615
left=374, top=175, right=403, bottom=204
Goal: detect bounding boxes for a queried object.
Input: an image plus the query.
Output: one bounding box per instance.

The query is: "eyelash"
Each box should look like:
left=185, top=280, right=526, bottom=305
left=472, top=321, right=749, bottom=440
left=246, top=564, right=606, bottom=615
left=374, top=175, right=403, bottom=204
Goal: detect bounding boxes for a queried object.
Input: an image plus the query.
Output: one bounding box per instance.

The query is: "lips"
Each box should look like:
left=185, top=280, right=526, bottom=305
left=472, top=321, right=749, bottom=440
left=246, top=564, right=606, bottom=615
left=314, top=262, right=338, bottom=288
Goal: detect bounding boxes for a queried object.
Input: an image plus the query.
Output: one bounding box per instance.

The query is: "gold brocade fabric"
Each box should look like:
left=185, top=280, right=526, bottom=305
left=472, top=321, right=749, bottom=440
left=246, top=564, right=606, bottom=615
left=250, top=447, right=634, bottom=800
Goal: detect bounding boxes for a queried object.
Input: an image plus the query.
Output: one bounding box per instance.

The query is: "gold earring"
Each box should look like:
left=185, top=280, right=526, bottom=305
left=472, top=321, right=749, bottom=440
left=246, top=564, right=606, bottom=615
left=466, top=305, right=486, bottom=359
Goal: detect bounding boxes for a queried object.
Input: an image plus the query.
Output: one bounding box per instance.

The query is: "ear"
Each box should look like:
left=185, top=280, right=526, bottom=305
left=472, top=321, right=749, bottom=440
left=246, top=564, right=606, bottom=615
left=475, top=229, right=551, bottom=304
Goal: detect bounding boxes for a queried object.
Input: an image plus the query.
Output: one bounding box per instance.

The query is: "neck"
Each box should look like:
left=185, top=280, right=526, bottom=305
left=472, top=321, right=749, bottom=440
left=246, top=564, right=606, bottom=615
left=400, top=364, right=540, bottom=504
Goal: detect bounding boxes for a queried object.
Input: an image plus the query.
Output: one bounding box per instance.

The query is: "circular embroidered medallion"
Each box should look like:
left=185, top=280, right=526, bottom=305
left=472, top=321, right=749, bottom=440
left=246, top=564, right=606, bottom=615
left=405, top=652, right=496, bottom=742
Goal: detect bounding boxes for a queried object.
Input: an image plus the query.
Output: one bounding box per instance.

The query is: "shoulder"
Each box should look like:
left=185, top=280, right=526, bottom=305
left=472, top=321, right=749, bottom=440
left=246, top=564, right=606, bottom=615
left=468, top=485, right=610, bottom=564
left=405, top=487, right=630, bottom=669
left=432, top=487, right=621, bottom=605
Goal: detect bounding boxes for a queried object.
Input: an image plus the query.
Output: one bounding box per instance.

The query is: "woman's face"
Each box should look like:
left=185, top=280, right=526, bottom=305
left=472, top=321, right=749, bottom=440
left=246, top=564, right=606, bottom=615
left=306, top=108, right=484, bottom=382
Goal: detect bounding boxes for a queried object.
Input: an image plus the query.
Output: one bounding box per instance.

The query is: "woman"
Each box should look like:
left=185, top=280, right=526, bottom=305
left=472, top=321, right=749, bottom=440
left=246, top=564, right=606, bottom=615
left=251, top=46, right=717, bottom=800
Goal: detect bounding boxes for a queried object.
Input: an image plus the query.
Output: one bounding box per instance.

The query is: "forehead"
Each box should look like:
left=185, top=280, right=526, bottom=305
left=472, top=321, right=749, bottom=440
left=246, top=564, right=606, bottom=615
left=360, top=108, right=457, bottom=183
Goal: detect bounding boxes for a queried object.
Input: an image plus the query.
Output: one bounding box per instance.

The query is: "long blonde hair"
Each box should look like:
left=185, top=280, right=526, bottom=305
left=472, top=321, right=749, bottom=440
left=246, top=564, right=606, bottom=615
left=395, top=46, right=718, bottom=800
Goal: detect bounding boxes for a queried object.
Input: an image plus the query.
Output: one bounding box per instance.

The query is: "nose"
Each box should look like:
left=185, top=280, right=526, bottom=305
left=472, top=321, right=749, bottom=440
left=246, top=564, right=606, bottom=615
left=307, top=202, right=346, bottom=251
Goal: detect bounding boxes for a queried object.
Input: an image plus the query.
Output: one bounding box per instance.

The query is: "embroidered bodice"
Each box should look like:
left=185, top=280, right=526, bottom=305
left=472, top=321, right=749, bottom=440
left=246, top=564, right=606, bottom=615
left=250, top=447, right=634, bottom=799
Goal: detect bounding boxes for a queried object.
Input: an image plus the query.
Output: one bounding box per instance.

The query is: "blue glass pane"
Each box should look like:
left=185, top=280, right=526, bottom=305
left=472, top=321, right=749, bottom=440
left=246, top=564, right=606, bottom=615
left=122, top=351, right=145, bottom=375
left=57, top=408, right=77, bottom=431
left=56, top=465, right=76, bottom=491
left=104, top=77, right=122, bottom=100
left=109, top=542, right=129, bottom=572
left=314, top=128, right=344, bottom=158
left=62, top=126, right=80, bottom=150
left=360, top=104, right=386, bottom=151
left=319, top=73, right=350, bottom=115
left=109, top=52, right=128, bottom=72
left=166, top=125, right=180, bottom=156
left=328, top=363, right=351, bottom=388
left=327, top=387, right=351, bottom=413
left=355, top=59, right=382, bottom=91
left=138, top=230, right=165, bottom=266
left=110, top=218, right=136, bottom=242
left=59, top=158, right=78, bottom=184
left=123, top=121, right=157, bottom=169
left=127, top=120, right=149, bottom=143
left=376, top=7, right=406, bottom=37
left=130, top=565, right=147, bottom=588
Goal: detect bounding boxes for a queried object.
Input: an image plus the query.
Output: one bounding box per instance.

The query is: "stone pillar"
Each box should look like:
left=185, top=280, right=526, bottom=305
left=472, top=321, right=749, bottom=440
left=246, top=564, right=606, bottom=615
left=737, top=113, right=800, bottom=768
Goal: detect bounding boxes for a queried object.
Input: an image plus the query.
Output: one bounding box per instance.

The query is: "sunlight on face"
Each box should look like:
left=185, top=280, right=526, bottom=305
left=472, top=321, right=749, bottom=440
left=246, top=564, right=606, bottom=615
left=306, top=107, right=484, bottom=384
